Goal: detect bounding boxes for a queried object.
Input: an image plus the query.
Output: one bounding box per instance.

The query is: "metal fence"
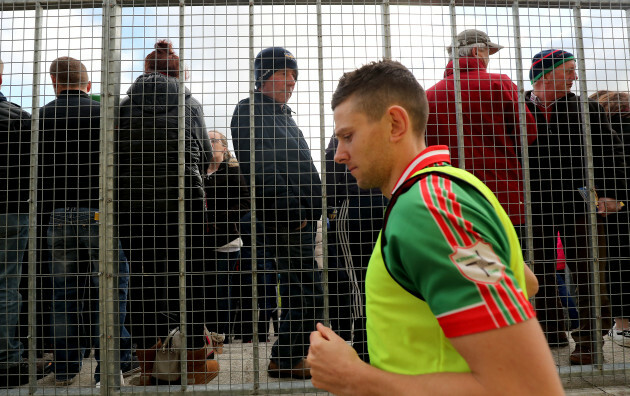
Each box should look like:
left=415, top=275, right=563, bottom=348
left=2, top=0, right=630, bottom=394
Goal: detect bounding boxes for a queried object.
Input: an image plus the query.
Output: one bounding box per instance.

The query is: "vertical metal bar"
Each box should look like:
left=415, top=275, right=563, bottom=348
left=249, top=0, right=261, bottom=388
left=381, top=0, right=392, bottom=60
left=573, top=4, right=604, bottom=369
left=449, top=0, right=466, bottom=170
left=99, top=0, right=123, bottom=391
left=178, top=0, right=189, bottom=388
left=511, top=1, right=535, bottom=291
left=316, top=0, right=329, bottom=328
left=27, top=3, right=43, bottom=391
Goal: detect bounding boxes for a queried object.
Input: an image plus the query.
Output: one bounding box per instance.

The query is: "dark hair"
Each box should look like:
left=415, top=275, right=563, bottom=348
left=49, top=56, right=89, bottom=86
left=331, top=59, right=428, bottom=136
left=144, top=40, right=181, bottom=79
left=597, top=91, right=630, bottom=118
left=589, top=90, right=611, bottom=101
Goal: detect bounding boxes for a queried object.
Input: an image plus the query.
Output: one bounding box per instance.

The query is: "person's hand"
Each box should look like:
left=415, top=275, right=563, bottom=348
left=597, top=197, right=624, bottom=217
left=294, top=220, right=308, bottom=230
left=307, top=323, right=363, bottom=395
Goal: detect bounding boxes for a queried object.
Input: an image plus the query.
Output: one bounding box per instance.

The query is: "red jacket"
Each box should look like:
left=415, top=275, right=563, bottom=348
left=426, top=57, right=537, bottom=225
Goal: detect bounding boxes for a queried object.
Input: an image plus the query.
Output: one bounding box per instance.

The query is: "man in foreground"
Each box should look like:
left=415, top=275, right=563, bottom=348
left=307, top=59, right=563, bottom=395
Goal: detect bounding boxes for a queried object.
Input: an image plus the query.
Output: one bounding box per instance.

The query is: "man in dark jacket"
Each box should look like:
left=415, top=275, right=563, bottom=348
left=324, top=136, right=387, bottom=363
left=0, top=58, right=40, bottom=388
left=230, top=47, right=323, bottom=379
left=39, top=57, right=136, bottom=385
left=426, top=29, right=537, bottom=227
left=525, top=49, right=626, bottom=365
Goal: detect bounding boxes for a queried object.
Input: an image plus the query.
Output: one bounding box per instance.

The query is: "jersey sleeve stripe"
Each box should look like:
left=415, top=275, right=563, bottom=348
left=499, top=279, right=529, bottom=321
left=492, top=282, right=520, bottom=324
left=423, top=175, right=468, bottom=247
left=477, top=283, right=509, bottom=328
left=419, top=177, right=460, bottom=247
left=442, top=177, right=478, bottom=244
left=436, top=176, right=473, bottom=246
left=503, top=275, right=536, bottom=318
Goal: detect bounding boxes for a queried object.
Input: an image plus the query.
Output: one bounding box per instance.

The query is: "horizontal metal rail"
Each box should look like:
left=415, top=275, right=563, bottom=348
left=4, top=0, right=630, bottom=11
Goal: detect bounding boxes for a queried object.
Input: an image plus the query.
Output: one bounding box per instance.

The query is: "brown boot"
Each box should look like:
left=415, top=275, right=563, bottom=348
left=186, top=346, right=219, bottom=384
left=267, top=359, right=311, bottom=379
left=135, top=340, right=161, bottom=385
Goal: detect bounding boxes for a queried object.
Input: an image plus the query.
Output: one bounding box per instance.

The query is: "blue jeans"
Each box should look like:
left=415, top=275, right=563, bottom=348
left=47, top=208, right=132, bottom=382
left=0, top=213, right=28, bottom=368
left=266, top=221, right=323, bottom=369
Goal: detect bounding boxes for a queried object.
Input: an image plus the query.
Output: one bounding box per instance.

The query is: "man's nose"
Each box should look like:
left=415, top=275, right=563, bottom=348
left=334, top=145, right=348, bottom=164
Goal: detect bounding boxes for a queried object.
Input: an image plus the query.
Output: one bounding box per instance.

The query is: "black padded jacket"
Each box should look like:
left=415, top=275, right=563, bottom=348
left=0, top=92, right=31, bottom=214
left=117, top=73, right=213, bottom=216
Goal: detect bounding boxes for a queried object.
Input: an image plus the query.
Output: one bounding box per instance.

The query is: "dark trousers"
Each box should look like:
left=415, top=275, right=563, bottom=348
left=327, top=194, right=387, bottom=363
left=530, top=211, right=611, bottom=346
left=121, top=211, right=207, bottom=349
left=265, top=221, right=323, bottom=369
left=236, top=212, right=278, bottom=342
left=605, top=211, right=630, bottom=319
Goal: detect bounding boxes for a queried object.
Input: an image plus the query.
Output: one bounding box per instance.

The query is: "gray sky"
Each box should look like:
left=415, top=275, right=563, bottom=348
left=2, top=4, right=629, bottom=166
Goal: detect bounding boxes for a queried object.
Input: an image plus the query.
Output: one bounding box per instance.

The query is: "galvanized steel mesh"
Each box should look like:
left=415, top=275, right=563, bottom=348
left=1, top=0, right=630, bottom=394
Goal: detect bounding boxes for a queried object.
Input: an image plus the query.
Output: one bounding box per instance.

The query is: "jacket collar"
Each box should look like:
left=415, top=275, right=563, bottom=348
left=391, top=145, right=451, bottom=195
left=257, top=91, right=294, bottom=115
left=0, top=92, right=6, bottom=102
left=444, top=57, right=486, bottom=78
left=58, top=89, right=90, bottom=98
left=527, top=90, right=576, bottom=110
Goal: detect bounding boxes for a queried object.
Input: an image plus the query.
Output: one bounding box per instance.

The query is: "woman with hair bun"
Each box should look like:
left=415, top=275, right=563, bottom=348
left=116, top=39, right=218, bottom=385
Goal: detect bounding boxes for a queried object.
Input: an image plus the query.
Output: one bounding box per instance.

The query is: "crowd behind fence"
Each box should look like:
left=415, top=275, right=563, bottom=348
left=1, top=0, right=630, bottom=394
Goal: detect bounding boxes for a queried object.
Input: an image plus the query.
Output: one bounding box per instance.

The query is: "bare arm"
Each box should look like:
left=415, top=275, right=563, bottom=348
left=308, top=321, right=563, bottom=396
left=524, top=264, right=539, bottom=297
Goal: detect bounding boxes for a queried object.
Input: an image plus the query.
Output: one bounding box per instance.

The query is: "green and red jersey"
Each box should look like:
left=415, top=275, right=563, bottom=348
left=366, top=145, right=535, bottom=375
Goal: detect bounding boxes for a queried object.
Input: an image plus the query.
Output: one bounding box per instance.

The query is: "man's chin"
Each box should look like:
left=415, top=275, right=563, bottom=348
left=356, top=179, right=377, bottom=190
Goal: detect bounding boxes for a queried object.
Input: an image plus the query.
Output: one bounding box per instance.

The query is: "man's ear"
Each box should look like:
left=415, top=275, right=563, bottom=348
left=86, top=81, right=92, bottom=93
left=471, top=46, right=479, bottom=58
left=387, top=105, right=409, bottom=143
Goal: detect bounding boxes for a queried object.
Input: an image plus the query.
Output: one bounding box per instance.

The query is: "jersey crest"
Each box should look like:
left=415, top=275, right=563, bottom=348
left=449, top=240, right=505, bottom=284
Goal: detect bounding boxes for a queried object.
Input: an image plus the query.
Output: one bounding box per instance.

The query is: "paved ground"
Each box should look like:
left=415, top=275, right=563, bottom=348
left=18, top=332, right=630, bottom=394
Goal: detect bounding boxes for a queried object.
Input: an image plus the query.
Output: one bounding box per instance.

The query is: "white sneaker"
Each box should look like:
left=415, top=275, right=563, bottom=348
left=95, top=371, right=125, bottom=387
left=608, top=328, right=630, bottom=347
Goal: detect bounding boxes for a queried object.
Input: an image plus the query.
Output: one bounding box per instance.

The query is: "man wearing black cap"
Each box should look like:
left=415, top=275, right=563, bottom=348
left=426, top=29, right=537, bottom=230
left=525, top=49, right=626, bottom=365
left=230, top=47, right=323, bottom=378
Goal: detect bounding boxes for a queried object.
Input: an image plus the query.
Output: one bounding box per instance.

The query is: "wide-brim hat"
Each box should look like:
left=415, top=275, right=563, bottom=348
left=446, top=29, right=504, bottom=55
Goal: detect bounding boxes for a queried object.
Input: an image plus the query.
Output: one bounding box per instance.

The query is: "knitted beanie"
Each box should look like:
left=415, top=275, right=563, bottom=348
left=254, top=47, right=298, bottom=89
left=529, top=49, right=575, bottom=84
